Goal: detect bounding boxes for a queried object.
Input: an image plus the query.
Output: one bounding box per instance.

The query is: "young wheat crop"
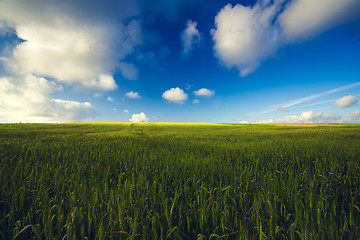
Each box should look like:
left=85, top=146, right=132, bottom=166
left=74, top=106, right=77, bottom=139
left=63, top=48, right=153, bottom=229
left=0, top=123, right=359, bottom=239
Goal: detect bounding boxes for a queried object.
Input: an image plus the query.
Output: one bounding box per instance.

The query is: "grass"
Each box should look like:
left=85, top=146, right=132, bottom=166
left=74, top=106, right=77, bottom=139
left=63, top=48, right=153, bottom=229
left=0, top=123, right=359, bottom=239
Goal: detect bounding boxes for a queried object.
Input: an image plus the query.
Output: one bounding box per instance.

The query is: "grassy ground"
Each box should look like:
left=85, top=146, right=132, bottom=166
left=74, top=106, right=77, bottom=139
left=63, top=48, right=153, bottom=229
left=0, top=123, right=359, bottom=239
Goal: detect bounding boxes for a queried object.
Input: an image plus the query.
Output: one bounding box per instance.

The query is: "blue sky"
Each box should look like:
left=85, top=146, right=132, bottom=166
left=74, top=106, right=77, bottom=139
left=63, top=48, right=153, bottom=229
left=0, top=0, right=359, bottom=123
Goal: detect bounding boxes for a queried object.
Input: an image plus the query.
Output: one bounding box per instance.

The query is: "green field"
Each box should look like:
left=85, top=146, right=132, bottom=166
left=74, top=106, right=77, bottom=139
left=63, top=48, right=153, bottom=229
left=1, top=123, right=360, bottom=239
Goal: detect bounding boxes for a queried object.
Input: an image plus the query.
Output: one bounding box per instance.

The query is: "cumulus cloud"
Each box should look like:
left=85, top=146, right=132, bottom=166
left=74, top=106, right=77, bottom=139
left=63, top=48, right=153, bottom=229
left=0, top=74, right=95, bottom=122
left=193, top=88, right=215, bottom=97
left=334, top=95, right=357, bottom=108
left=211, top=3, right=280, bottom=76
left=0, top=0, right=145, bottom=122
left=181, top=20, right=201, bottom=56
left=278, top=0, right=360, bottom=42
left=107, top=96, right=114, bottom=102
left=162, top=87, right=188, bottom=103
left=129, top=112, right=149, bottom=122
left=344, top=111, right=360, bottom=122
left=211, top=0, right=360, bottom=76
left=125, top=91, right=141, bottom=99
left=258, top=110, right=360, bottom=123
left=85, top=75, right=118, bottom=92
left=193, top=99, right=200, bottom=104
left=123, top=109, right=129, bottom=114
left=50, top=99, right=95, bottom=121
left=0, top=0, right=142, bottom=90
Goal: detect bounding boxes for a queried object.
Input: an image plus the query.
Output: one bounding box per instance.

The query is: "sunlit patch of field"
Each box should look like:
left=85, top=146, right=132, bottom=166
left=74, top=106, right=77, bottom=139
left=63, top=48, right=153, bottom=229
left=1, top=123, right=360, bottom=239
left=260, top=123, right=348, bottom=127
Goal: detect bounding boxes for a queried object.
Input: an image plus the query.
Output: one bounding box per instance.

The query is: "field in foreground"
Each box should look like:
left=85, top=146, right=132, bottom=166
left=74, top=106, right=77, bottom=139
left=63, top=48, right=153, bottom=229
left=0, top=123, right=360, bottom=239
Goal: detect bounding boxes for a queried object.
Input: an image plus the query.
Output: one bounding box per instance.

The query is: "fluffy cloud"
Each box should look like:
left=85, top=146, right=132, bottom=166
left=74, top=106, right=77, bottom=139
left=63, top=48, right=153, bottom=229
left=0, top=0, right=144, bottom=122
left=334, top=95, right=357, bottom=108
left=129, top=112, right=149, bottom=122
left=107, top=96, right=114, bottom=102
left=162, top=87, right=188, bottom=103
left=125, top=91, right=141, bottom=99
left=0, top=74, right=95, bottom=122
left=85, top=75, right=118, bottom=92
left=123, top=109, right=129, bottom=114
left=0, top=0, right=142, bottom=90
left=50, top=99, right=95, bottom=121
left=193, top=88, right=215, bottom=97
left=181, top=20, right=201, bottom=56
left=344, top=111, right=360, bottom=122
left=193, top=99, right=200, bottom=104
left=278, top=0, right=360, bottom=42
left=258, top=110, right=360, bottom=123
left=211, top=3, right=280, bottom=76
left=211, top=0, right=360, bottom=76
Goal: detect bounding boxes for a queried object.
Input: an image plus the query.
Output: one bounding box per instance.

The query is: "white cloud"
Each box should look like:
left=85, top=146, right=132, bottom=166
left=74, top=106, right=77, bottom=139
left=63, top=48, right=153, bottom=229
left=107, top=96, right=114, bottom=102
left=162, top=87, right=188, bottom=103
left=123, top=109, right=129, bottom=114
left=193, top=88, right=215, bottom=97
left=125, top=91, right=141, bottom=99
left=258, top=110, right=340, bottom=123
left=193, top=99, right=200, bottom=104
left=240, top=121, right=248, bottom=123
left=253, top=82, right=360, bottom=116
left=211, top=3, right=280, bottom=76
left=0, top=74, right=95, bottom=122
left=278, top=0, right=360, bottom=42
left=118, top=62, right=139, bottom=80
left=258, top=110, right=360, bottom=123
left=181, top=20, right=201, bottom=56
left=129, top=112, right=149, bottom=122
left=0, top=0, right=146, bottom=123
left=50, top=99, right=95, bottom=121
left=334, top=95, right=357, bottom=108
left=211, top=0, right=360, bottom=76
left=84, top=75, right=117, bottom=92
left=344, top=111, right=360, bottom=122
left=0, top=0, right=142, bottom=91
